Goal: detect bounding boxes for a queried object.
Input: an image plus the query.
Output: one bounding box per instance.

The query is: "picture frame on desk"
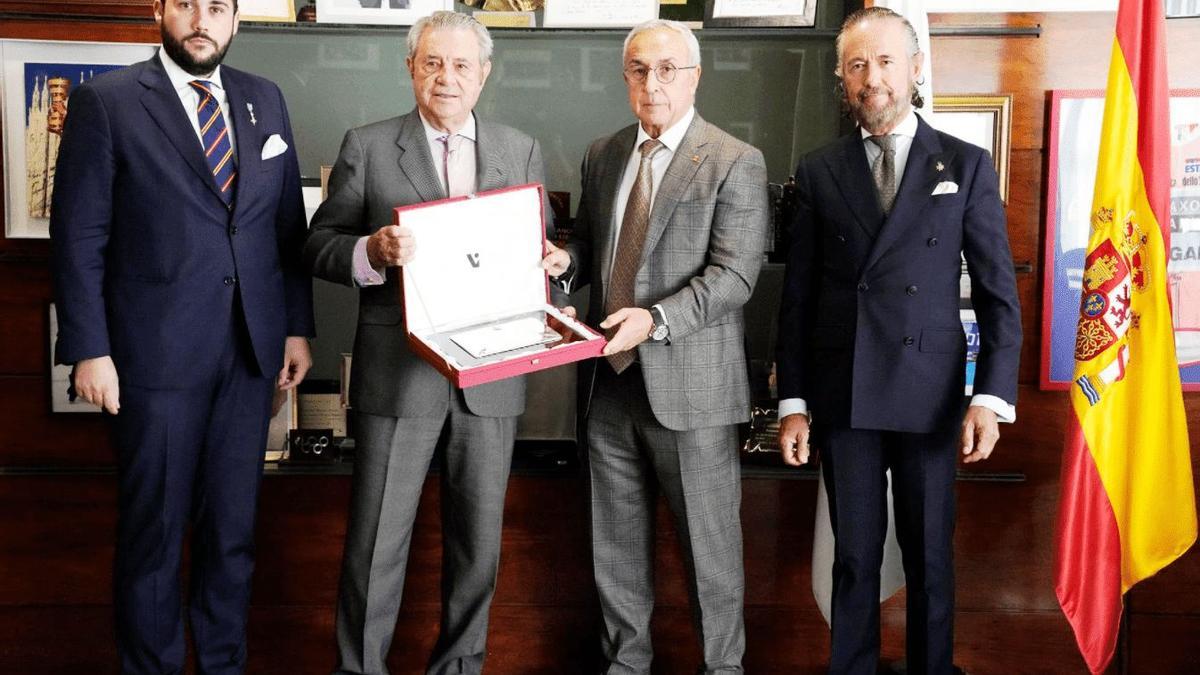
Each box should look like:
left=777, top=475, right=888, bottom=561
left=315, top=0, right=451, bottom=25
left=266, top=387, right=298, bottom=461
left=1040, top=89, right=1200, bottom=390
left=46, top=303, right=102, bottom=414
left=1, top=39, right=155, bottom=239
left=703, top=0, right=816, bottom=28
left=931, top=94, right=1013, bottom=203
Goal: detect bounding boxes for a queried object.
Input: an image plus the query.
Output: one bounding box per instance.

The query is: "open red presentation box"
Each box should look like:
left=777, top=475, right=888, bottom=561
left=397, top=183, right=606, bottom=388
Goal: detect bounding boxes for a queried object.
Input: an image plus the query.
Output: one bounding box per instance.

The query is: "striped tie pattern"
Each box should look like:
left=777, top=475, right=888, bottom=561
left=189, top=79, right=236, bottom=205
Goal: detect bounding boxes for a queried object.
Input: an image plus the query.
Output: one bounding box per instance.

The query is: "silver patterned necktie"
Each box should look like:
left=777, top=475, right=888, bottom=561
left=605, top=138, right=665, bottom=374
left=868, top=134, right=897, bottom=214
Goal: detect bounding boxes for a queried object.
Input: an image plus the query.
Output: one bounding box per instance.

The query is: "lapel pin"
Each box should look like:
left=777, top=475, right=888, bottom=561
left=247, top=102, right=257, bottom=126
left=935, top=160, right=944, bottom=172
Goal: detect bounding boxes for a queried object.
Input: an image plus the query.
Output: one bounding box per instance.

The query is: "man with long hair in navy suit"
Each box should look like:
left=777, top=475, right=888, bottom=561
left=775, top=7, right=1021, bottom=674
left=50, top=1, right=314, bottom=672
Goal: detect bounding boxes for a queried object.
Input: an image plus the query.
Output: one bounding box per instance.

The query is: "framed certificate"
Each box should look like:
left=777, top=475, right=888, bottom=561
left=704, top=0, right=816, bottom=28
left=315, top=0, right=453, bottom=26
left=543, top=0, right=658, bottom=28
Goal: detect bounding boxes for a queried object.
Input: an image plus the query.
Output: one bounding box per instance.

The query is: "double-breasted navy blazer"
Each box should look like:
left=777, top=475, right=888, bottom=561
left=51, top=54, right=314, bottom=388
left=776, top=115, right=1021, bottom=434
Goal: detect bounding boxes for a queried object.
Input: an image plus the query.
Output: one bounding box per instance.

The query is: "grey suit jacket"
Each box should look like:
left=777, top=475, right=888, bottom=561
left=304, top=109, right=549, bottom=419
left=567, top=114, right=769, bottom=431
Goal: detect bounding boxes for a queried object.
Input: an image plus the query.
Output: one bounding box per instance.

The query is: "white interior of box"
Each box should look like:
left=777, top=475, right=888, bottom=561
left=402, top=185, right=547, bottom=335
left=399, top=185, right=602, bottom=371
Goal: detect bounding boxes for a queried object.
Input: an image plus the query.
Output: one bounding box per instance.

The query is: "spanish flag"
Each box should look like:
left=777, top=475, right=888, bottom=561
left=1054, top=1, right=1197, bottom=673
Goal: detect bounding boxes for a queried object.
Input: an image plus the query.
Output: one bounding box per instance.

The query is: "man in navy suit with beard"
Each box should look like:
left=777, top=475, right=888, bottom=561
left=775, top=7, right=1021, bottom=674
left=51, top=1, right=313, bottom=672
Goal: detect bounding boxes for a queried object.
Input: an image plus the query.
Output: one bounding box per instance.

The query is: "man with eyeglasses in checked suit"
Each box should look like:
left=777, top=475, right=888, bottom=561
left=543, top=18, right=769, bottom=675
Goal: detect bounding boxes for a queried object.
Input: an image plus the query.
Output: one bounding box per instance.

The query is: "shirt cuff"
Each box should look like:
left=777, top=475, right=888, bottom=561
left=651, top=303, right=668, bottom=327
left=778, top=397, right=809, bottom=421
left=352, top=236, right=386, bottom=287
left=551, top=258, right=575, bottom=294
left=969, top=394, right=1016, bottom=423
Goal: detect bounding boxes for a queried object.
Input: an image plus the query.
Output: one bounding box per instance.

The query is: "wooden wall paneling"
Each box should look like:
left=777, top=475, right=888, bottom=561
left=0, top=378, right=115, bottom=465
left=1127, top=613, right=1200, bottom=674
left=0, top=475, right=115, bottom=605
left=1015, top=275, right=1043, bottom=385
left=0, top=1, right=152, bottom=19
left=0, top=606, right=118, bottom=675
left=0, top=262, right=51, bottom=375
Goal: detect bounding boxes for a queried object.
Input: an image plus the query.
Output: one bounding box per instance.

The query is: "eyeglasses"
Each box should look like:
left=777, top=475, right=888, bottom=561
left=623, top=63, right=698, bottom=84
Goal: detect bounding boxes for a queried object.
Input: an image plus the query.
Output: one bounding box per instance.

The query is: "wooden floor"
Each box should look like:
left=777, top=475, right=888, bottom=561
left=5, top=390, right=1197, bottom=675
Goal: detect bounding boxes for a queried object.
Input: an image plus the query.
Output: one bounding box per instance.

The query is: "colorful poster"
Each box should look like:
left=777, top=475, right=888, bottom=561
left=1041, top=90, right=1200, bottom=388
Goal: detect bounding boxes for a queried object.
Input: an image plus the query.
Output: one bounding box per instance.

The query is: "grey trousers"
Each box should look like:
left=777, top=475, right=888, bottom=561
left=334, top=392, right=516, bottom=675
left=587, top=365, right=746, bottom=675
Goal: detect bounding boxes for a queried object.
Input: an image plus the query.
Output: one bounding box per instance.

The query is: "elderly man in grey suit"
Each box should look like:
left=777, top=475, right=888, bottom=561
left=304, top=11, right=549, bottom=675
left=543, top=19, right=768, bottom=675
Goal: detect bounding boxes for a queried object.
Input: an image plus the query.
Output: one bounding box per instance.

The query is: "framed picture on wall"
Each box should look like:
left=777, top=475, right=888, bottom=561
left=703, top=0, right=816, bottom=28
left=46, top=303, right=102, bottom=414
left=265, top=387, right=297, bottom=461
left=315, top=0, right=452, bottom=25
left=1, top=39, right=155, bottom=239
left=543, top=0, right=658, bottom=28
left=1165, top=0, right=1200, bottom=19
left=931, top=94, right=1013, bottom=203
left=238, top=0, right=297, bottom=21
left=1040, top=89, right=1200, bottom=390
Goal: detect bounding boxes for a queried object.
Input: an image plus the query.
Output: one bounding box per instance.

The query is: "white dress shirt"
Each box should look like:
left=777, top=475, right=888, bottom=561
left=158, top=48, right=236, bottom=158
left=351, top=113, right=479, bottom=287
left=606, top=106, right=696, bottom=329
left=778, top=110, right=1015, bottom=424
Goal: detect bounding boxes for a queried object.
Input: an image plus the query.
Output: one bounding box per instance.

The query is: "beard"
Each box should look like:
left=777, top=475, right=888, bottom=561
left=846, top=82, right=911, bottom=133
left=161, top=26, right=232, bottom=77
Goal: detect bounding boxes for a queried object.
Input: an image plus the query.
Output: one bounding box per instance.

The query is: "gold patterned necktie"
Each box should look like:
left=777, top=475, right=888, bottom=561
left=605, top=138, right=665, bottom=374
left=868, top=134, right=897, bottom=214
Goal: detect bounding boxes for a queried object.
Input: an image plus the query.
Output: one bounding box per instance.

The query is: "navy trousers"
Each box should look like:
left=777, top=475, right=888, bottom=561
left=111, top=317, right=274, bottom=675
left=819, top=426, right=958, bottom=675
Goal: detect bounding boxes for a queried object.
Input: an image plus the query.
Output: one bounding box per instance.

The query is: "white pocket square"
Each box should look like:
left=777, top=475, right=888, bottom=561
left=931, top=180, right=959, bottom=196
left=260, top=134, right=288, bottom=160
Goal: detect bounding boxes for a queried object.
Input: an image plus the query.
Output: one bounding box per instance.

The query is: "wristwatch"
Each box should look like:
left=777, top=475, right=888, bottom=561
left=648, top=306, right=670, bottom=342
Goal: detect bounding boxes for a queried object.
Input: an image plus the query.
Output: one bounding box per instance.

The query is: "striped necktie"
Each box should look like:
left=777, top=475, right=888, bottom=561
left=188, top=79, right=236, bottom=206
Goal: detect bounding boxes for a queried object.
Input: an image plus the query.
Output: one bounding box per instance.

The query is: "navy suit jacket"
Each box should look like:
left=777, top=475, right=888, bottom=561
left=776, top=116, right=1021, bottom=434
left=51, top=54, right=314, bottom=389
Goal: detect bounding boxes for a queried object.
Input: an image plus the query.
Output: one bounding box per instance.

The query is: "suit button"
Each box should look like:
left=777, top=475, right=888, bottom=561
left=927, top=237, right=938, bottom=247
left=230, top=226, right=239, bottom=236
left=903, top=336, right=914, bottom=346
left=857, top=282, right=869, bottom=292
left=836, top=234, right=846, bottom=242
left=223, top=276, right=235, bottom=286
left=906, top=285, right=918, bottom=296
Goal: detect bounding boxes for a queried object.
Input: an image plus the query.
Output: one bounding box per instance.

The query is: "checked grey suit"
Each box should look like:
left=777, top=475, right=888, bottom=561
left=565, top=113, right=768, bottom=674
left=304, top=109, right=549, bottom=675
